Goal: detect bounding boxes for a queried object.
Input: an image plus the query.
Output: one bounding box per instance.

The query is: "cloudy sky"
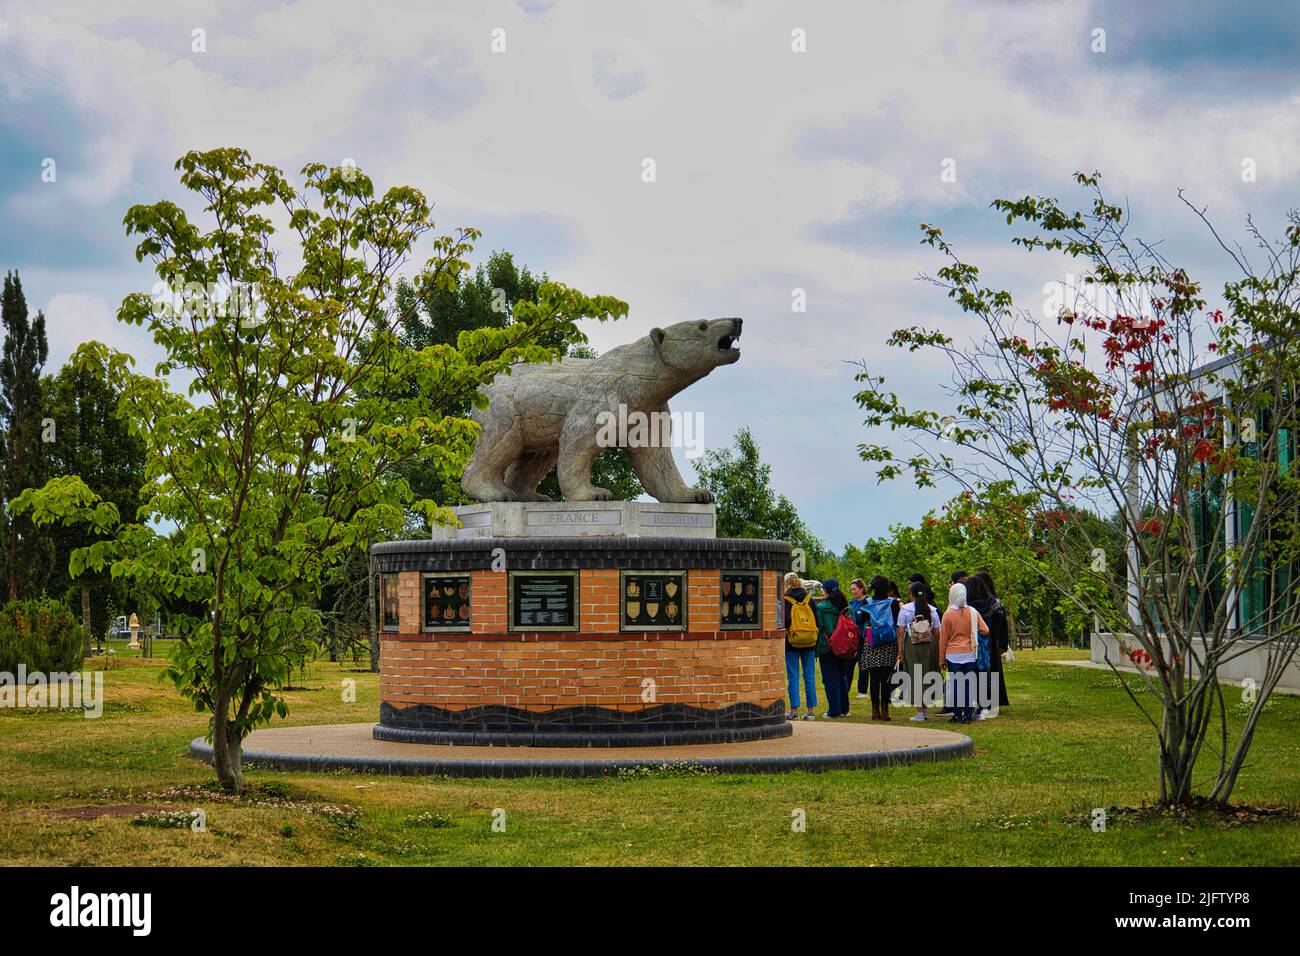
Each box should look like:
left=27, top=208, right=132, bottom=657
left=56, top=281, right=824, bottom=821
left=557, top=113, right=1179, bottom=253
left=3, top=0, right=1299, bottom=550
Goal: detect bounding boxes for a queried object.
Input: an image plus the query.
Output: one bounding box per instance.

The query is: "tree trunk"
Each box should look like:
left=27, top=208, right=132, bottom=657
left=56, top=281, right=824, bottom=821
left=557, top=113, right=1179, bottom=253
left=5, top=421, right=24, bottom=602
left=367, top=541, right=379, bottom=674
left=80, top=581, right=92, bottom=658
left=6, top=517, right=16, bottom=601
left=210, top=698, right=244, bottom=793
left=1213, top=707, right=1262, bottom=805
left=1158, top=700, right=1200, bottom=806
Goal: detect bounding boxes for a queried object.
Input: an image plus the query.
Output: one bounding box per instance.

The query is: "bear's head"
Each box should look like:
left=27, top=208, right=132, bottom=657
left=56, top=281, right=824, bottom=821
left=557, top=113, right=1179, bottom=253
left=649, top=317, right=742, bottom=380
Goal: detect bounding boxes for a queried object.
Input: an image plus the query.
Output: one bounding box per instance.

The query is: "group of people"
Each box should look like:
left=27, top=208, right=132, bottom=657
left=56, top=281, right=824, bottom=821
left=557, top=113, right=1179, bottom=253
left=782, top=569, right=1012, bottom=725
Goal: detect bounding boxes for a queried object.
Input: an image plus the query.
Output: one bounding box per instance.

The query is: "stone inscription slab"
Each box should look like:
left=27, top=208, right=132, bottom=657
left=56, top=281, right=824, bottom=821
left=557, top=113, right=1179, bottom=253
left=526, top=510, right=623, bottom=528
left=642, top=511, right=714, bottom=527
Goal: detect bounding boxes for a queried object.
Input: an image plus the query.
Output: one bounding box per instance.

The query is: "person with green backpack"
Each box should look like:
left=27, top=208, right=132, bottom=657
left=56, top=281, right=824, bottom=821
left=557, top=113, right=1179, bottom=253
left=813, top=579, right=852, bottom=718
left=782, top=572, right=819, bottom=720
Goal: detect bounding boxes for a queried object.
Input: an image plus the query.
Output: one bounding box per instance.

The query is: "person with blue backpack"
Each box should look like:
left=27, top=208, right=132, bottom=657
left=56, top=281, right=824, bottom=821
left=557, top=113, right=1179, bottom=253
left=854, top=575, right=901, bottom=721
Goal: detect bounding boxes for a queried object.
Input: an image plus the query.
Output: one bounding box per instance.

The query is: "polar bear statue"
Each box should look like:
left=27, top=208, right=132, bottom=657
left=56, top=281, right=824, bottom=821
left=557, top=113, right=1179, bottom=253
left=460, top=317, right=742, bottom=503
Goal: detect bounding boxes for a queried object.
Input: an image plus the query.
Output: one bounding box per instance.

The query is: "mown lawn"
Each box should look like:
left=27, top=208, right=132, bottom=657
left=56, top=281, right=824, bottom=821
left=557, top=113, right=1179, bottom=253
left=1, top=648, right=1297, bottom=866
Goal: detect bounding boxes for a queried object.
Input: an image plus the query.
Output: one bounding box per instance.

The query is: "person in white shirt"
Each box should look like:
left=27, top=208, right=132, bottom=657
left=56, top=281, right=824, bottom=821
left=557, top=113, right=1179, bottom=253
left=895, top=580, right=943, bottom=721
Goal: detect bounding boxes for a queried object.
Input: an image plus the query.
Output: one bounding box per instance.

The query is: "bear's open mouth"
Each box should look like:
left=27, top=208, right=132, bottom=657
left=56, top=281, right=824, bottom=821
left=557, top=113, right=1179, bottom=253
left=717, top=331, right=740, bottom=352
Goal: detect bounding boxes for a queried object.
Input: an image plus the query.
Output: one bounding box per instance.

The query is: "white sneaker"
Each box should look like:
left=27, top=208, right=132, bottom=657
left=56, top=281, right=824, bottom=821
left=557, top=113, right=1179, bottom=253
left=855, top=693, right=867, bottom=699
left=909, top=712, right=927, bottom=722
left=974, top=710, right=988, bottom=721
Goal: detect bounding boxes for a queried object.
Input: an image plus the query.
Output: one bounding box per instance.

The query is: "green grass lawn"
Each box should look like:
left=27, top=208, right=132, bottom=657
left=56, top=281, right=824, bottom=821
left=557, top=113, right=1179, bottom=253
left=2, top=648, right=1297, bottom=866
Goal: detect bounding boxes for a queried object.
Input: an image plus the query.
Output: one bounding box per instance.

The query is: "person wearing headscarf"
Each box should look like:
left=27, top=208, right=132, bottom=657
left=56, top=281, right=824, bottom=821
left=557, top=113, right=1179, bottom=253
left=939, top=581, right=988, bottom=724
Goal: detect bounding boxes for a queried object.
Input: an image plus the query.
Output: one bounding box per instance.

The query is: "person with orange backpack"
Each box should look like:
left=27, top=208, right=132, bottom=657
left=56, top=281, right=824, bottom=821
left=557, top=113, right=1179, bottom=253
left=782, top=572, right=819, bottom=720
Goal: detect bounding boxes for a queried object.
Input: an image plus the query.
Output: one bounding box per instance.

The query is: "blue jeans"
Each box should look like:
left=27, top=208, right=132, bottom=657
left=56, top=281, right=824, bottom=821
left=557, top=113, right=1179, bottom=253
left=819, top=654, right=849, bottom=717
left=785, top=648, right=817, bottom=710
left=945, top=659, right=978, bottom=722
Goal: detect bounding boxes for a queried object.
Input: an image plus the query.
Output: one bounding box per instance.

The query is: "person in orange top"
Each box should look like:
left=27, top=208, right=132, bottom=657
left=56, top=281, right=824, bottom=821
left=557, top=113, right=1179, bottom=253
left=939, top=581, right=988, bottom=724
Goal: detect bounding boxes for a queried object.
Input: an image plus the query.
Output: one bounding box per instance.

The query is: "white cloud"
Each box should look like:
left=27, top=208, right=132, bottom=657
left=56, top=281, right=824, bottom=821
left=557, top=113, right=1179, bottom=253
left=42, top=291, right=159, bottom=372
left=8, top=0, right=1300, bottom=549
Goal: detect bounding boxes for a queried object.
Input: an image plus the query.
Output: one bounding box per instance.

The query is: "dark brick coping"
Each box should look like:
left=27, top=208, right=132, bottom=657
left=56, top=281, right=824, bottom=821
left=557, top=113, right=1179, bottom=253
left=370, top=536, right=792, bottom=573
left=377, top=700, right=789, bottom=746
left=188, top=733, right=973, bottom=778
left=372, top=721, right=793, bottom=748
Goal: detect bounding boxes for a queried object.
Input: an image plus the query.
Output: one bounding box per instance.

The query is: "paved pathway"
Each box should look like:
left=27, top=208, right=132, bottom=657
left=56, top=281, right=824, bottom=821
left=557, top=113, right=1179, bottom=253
left=191, top=720, right=973, bottom=778
left=1048, top=659, right=1300, bottom=695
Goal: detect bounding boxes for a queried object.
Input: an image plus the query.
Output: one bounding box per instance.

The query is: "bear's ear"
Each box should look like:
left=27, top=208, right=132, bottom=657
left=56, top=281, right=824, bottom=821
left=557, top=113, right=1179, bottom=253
left=649, top=327, right=665, bottom=348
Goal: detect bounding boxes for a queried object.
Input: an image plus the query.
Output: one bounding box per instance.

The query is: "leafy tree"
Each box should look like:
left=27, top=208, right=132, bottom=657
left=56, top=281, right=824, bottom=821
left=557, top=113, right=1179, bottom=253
left=693, top=427, right=821, bottom=560
left=854, top=172, right=1300, bottom=807
left=397, top=249, right=559, bottom=352
left=0, top=270, right=49, bottom=600
left=15, top=148, right=627, bottom=792
left=828, top=487, right=1124, bottom=646
left=40, top=357, right=147, bottom=650
left=318, top=545, right=373, bottom=666
left=0, top=597, right=82, bottom=674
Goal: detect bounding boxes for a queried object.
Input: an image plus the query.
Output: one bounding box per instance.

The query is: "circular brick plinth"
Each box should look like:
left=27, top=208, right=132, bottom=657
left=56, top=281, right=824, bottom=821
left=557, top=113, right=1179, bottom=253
left=191, top=721, right=974, bottom=778
left=372, top=536, right=793, bottom=747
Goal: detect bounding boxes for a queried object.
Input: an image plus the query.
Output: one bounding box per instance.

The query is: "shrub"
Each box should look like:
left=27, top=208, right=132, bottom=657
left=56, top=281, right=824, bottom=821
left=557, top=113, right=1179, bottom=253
left=0, top=598, right=84, bottom=674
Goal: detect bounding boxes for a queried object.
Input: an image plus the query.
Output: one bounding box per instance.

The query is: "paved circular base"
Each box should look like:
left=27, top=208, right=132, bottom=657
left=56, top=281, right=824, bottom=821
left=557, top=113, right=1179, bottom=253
left=190, top=721, right=973, bottom=778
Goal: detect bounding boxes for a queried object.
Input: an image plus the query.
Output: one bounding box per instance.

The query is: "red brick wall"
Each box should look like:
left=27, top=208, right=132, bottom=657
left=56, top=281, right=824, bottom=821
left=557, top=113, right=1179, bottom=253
left=579, top=568, right=619, bottom=633
left=382, top=566, right=786, bottom=715
left=380, top=633, right=786, bottom=711
left=686, top=568, right=717, bottom=631
left=469, top=571, right=506, bottom=634
left=397, top=571, right=420, bottom=632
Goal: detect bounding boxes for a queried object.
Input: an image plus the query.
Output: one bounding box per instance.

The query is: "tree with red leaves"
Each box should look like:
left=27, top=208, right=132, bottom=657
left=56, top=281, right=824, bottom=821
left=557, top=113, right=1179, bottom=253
left=854, top=173, right=1300, bottom=807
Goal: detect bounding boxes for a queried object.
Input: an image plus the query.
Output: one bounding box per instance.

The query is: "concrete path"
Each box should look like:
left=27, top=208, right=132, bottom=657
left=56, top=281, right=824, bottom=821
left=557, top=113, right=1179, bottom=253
left=190, top=720, right=973, bottom=778
left=1047, top=659, right=1300, bottom=695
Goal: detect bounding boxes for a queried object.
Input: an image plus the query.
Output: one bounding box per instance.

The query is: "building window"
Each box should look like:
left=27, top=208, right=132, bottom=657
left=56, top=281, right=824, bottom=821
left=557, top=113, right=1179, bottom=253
left=423, top=575, right=472, bottom=631
left=720, top=571, right=761, bottom=629
left=380, top=573, right=401, bottom=631
left=1188, top=400, right=1226, bottom=636
left=621, top=571, right=686, bottom=631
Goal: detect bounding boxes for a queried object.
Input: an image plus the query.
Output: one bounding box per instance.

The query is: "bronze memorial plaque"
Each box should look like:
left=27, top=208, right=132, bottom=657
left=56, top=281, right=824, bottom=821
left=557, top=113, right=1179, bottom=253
left=621, top=571, right=686, bottom=631
left=510, top=571, right=578, bottom=631
left=720, top=571, right=761, bottom=629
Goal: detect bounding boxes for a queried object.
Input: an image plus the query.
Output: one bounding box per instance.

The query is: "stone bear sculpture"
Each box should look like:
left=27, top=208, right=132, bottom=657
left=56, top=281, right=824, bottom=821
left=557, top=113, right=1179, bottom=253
left=461, top=317, right=742, bottom=503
